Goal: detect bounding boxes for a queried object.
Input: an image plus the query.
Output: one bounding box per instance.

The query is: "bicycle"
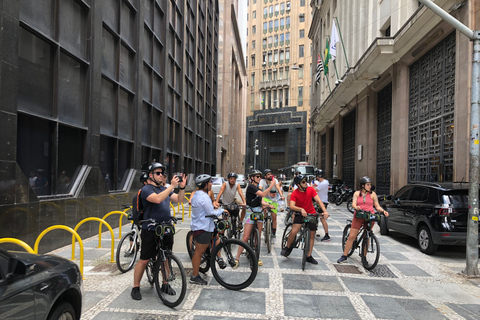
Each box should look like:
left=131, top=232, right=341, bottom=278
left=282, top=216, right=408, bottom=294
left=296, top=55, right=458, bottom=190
left=262, top=206, right=275, bottom=253
left=186, top=215, right=258, bottom=290
left=221, top=203, right=245, bottom=239
left=341, top=210, right=382, bottom=270
left=247, top=207, right=264, bottom=261
left=142, top=217, right=187, bottom=308
left=116, top=220, right=141, bottom=273
left=281, top=212, right=321, bottom=271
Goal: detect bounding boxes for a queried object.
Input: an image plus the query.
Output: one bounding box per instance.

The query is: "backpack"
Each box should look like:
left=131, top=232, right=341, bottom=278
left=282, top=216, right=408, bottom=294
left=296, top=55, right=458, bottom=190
left=129, top=189, right=145, bottom=225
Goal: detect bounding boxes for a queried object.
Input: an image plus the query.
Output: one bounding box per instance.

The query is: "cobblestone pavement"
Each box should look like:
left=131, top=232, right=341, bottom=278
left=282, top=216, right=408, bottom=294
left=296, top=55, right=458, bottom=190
left=50, top=204, right=480, bottom=320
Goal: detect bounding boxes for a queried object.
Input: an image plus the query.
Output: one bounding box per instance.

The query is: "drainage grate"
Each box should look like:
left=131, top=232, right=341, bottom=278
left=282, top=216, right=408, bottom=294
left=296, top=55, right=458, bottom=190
left=334, top=264, right=362, bottom=274
left=368, top=265, right=397, bottom=278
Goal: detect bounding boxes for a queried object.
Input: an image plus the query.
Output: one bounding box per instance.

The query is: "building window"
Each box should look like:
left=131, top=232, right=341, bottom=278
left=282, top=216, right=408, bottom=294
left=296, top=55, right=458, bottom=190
left=261, top=91, right=265, bottom=109
left=252, top=54, right=256, bottom=67
left=280, top=18, right=285, bottom=28
left=264, top=7, right=267, bottom=16
left=253, top=10, right=256, bottom=19
left=299, top=14, right=305, bottom=23
left=251, top=92, right=255, bottom=111
left=251, top=73, right=255, bottom=86
left=298, top=86, right=303, bottom=106
left=299, top=45, right=304, bottom=58
left=299, top=64, right=304, bottom=79
left=269, top=5, right=273, bottom=15
left=252, top=40, right=256, bottom=49
left=262, top=70, right=267, bottom=81
left=268, top=69, right=272, bottom=80
left=275, top=4, right=279, bottom=15
left=267, top=90, right=272, bottom=108
left=274, top=49, right=278, bottom=63
left=273, top=69, right=277, bottom=80
left=279, top=67, right=283, bottom=79
left=252, top=25, right=256, bottom=34
left=301, top=0, right=306, bottom=6
left=299, top=29, right=305, bottom=38
left=263, top=22, right=267, bottom=32
left=286, top=16, right=290, bottom=28
left=285, top=66, right=289, bottom=79
left=273, top=90, right=277, bottom=107
left=285, top=87, right=289, bottom=106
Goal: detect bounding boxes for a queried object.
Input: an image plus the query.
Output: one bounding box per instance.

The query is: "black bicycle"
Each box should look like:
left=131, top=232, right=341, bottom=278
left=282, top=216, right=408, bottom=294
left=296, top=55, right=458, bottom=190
left=341, top=210, right=382, bottom=270
left=141, top=218, right=187, bottom=308
left=222, top=203, right=245, bottom=239
left=247, top=208, right=264, bottom=261
left=186, top=215, right=258, bottom=290
left=281, top=212, right=320, bottom=271
left=262, top=206, right=275, bottom=253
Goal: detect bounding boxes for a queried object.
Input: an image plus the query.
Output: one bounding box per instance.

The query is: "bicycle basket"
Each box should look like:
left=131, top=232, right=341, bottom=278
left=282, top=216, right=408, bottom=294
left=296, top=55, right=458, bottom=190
left=155, top=224, right=176, bottom=236
left=355, top=210, right=380, bottom=222
left=216, top=219, right=230, bottom=232
left=226, top=203, right=239, bottom=216
left=304, top=215, right=317, bottom=224
left=251, top=213, right=264, bottom=221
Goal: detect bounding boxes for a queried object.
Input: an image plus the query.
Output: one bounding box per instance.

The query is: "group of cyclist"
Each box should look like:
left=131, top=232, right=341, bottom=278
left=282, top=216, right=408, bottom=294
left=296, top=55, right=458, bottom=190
left=130, top=161, right=389, bottom=299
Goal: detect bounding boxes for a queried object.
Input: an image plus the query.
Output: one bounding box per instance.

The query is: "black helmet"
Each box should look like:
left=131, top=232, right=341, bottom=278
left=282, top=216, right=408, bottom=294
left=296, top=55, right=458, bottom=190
left=294, top=170, right=301, bottom=175
left=195, top=174, right=212, bottom=188
left=227, top=172, right=238, bottom=179
left=249, top=169, right=262, bottom=178
left=139, top=171, right=148, bottom=183
left=263, top=169, right=272, bottom=176
left=294, top=174, right=307, bottom=186
left=359, top=176, right=372, bottom=185
left=315, top=169, right=326, bottom=178
left=149, top=162, right=165, bottom=173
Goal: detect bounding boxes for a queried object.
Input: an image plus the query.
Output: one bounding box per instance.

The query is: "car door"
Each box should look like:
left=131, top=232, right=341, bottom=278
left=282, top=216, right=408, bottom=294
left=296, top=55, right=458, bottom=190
left=386, top=186, right=412, bottom=233
left=403, top=186, right=430, bottom=237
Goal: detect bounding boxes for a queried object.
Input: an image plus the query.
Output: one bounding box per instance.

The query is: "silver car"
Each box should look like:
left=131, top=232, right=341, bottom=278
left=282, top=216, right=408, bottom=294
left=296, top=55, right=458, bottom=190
left=211, top=177, right=225, bottom=197
left=236, top=174, right=247, bottom=188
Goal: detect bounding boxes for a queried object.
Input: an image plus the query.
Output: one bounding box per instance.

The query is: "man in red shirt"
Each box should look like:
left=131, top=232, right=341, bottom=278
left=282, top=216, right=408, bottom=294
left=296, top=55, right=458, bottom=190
left=281, top=174, right=329, bottom=264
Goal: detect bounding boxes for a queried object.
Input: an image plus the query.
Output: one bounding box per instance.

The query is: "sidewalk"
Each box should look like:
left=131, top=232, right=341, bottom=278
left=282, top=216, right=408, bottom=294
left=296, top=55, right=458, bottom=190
left=50, top=204, right=480, bottom=320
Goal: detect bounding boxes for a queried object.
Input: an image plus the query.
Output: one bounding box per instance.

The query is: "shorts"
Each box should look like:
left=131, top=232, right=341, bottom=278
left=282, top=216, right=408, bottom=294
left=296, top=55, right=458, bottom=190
left=351, top=215, right=375, bottom=230
left=194, top=230, right=213, bottom=244
left=293, top=214, right=318, bottom=231
left=314, top=202, right=328, bottom=213
left=245, top=207, right=264, bottom=224
left=140, top=229, right=174, bottom=260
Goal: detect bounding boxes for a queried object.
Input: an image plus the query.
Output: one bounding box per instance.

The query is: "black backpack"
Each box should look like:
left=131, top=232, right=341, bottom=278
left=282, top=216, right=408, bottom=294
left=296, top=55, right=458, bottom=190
left=129, top=189, right=145, bottom=225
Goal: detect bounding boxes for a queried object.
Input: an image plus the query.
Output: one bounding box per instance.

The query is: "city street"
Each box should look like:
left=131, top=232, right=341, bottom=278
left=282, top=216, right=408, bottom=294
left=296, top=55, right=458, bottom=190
left=50, top=204, right=480, bottom=320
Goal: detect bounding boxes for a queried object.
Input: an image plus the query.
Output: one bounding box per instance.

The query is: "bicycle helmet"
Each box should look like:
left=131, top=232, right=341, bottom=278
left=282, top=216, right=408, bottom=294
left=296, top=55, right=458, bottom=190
left=263, top=169, right=272, bottom=176
left=249, top=169, right=262, bottom=178
left=315, top=169, right=326, bottom=178
left=359, top=176, right=372, bottom=185
left=149, top=162, right=165, bottom=173
left=227, top=172, right=238, bottom=179
left=294, top=174, right=307, bottom=186
left=294, top=170, right=301, bottom=175
left=195, top=174, right=212, bottom=188
left=139, top=171, right=148, bottom=183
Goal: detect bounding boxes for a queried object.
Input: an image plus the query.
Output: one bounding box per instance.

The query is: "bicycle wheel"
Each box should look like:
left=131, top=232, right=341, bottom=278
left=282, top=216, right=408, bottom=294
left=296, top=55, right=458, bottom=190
left=361, top=233, right=380, bottom=270
left=265, top=218, right=272, bottom=253
left=210, top=238, right=258, bottom=290
left=228, top=216, right=238, bottom=239
left=249, top=227, right=260, bottom=261
left=185, top=230, right=210, bottom=273
left=281, top=223, right=293, bottom=250
left=342, top=224, right=356, bottom=257
left=346, top=199, right=354, bottom=213
left=146, top=259, right=155, bottom=285
left=154, top=252, right=187, bottom=308
left=116, top=231, right=138, bottom=273
left=302, top=230, right=310, bottom=271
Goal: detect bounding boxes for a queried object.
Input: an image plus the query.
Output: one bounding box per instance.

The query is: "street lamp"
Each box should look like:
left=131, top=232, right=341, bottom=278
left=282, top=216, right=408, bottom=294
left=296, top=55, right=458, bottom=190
left=253, top=139, right=258, bottom=169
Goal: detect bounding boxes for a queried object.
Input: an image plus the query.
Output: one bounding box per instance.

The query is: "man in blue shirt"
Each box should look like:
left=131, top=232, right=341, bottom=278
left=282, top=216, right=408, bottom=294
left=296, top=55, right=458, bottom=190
left=131, top=163, right=186, bottom=300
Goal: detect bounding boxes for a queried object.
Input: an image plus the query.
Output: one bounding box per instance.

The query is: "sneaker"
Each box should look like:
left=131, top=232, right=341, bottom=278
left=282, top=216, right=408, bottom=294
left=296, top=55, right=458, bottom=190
left=321, top=234, right=331, bottom=242
left=306, top=256, right=318, bottom=264
left=161, top=283, right=177, bottom=295
left=217, top=257, right=227, bottom=269
left=337, top=255, right=348, bottom=264
left=258, top=259, right=263, bottom=266
left=281, top=246, right=291, bottom=257
left=272, top=235, right=277, bottom=245
left=233, top=259, right=239, bottom=269
left=190, top=275, right=207, bottom=285
left=131, top=287, right=142, bottom=300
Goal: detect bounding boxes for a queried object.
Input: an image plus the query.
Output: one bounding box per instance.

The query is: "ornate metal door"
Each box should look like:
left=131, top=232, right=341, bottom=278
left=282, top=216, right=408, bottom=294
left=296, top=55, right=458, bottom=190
left=321, top=133, right=326, bottom=171
left=342, top=110, right=356, bottom=188
left=376, top=83, right=392, bottom=195
left=408, top=32, right=455, bottom=182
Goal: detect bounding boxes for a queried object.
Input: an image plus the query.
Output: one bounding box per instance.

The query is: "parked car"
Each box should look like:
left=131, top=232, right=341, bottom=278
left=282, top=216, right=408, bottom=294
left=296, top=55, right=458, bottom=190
left=327, top=178, right=344, bottom=194
left=379, top=181, right=477, bottom=255
left=236, top=174, right=247, bottom=188
left=0, top=248, right=83, bottom=320
left=211, top=177, right=225, bottom=197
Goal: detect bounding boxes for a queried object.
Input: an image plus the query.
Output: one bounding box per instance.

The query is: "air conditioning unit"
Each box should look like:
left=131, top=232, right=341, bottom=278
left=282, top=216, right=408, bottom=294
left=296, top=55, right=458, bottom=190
left=286, top=3, right=291, bottom=11
left=262, top=61, right=266, bottom=66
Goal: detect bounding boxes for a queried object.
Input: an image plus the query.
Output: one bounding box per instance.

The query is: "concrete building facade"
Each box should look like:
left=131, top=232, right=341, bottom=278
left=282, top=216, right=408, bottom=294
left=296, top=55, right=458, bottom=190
left=245, top=0, right=313, bottom=174
left=309, top=0, right=475, bottom=194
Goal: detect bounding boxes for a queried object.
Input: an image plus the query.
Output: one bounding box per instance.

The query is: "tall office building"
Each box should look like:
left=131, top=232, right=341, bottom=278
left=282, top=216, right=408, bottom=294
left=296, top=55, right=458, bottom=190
left=245, top=0, right=312, bottom=173
left=0, top=0, right=219, bottom=251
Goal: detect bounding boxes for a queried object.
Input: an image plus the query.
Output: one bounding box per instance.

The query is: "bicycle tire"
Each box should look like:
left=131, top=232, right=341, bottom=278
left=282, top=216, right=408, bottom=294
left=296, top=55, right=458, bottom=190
left=185, top=230, right=210, bottom=273
left=265, top=218, right=272, bottom=253
left=342, top=224, right=356, bottom=257
left=210, top=238, right=258, bottom=290
left=116, top=231, right=138, bottom=273
left=346, top=199, right=354, bottom=213
left=302, top=230, right=310, bottom=271
left=249, top=227, right=261, bottom=261
left=154, top=252, right=187, bottom=308
left=335, top=196, right=343, bottom=206
left=146, top=259, right=155, bottom=285
left=361, top=233, right=380, bottom=270
left=229, top=216, right=238, bottom=239
left=281, top=223, right=293, bottom=250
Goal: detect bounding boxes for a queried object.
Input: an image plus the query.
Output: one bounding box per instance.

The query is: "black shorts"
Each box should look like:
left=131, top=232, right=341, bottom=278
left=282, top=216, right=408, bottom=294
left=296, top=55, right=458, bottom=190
left=293, top=214, right=318, bottom=231
left=194, top=231, right=213, bottom=244
left=140, top=229, right=174, bottom=260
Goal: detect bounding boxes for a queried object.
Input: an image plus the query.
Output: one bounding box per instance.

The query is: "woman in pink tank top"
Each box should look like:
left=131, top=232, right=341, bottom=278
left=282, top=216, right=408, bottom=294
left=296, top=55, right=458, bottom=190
left=337, top=176, right=389, bottom=264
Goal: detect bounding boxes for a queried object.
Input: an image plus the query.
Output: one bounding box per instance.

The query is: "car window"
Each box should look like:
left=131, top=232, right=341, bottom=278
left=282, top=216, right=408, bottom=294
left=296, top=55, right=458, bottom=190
left=211, top=178, right=223, bottom=185
left=394, top=187, right=411, bottom=200
left=409, top=187, right=429, bottom=201
left=442, top=190, right=468, bottom=206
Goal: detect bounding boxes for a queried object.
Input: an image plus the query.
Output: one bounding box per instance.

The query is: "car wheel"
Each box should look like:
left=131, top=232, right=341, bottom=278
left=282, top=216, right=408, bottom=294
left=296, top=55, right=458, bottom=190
left=417, top=226, right=438, bottom=255
left=379, top=216, right=389, bottom=235
left=47, top=302, right=76, bottom=320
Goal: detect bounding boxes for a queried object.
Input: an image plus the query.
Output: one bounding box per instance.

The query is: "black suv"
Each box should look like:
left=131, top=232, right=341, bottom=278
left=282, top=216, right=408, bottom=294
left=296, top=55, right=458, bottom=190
left=379, top=182, right=478, bottom=254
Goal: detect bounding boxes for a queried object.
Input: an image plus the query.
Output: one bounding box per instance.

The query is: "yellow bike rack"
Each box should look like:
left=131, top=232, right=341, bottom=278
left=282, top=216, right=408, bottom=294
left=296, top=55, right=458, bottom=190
left=34, top=225, right=84, bottom=278
left=177, top=202, right=185, bottom=221
left=170, top=203, right=176, bottom=217
left=72, top=218, right=115, bottom=263
left=99, top=211, right=129, bottom=247
left=185, top=194, right=192, bottom=218
left=0, top=238, right=35, bottom=253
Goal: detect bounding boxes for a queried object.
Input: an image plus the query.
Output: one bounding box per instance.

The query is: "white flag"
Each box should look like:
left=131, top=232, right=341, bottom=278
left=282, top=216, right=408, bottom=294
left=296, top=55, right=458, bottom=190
left=330, top=20, right=340, bottom=60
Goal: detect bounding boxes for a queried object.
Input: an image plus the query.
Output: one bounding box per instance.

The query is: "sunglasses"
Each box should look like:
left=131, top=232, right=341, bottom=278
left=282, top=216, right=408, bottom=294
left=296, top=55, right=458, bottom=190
left=300, top=180, right=308, bottom=184
left=255, top=175, right=261, bottom=179
left=153, top=171, right=165, bottom=176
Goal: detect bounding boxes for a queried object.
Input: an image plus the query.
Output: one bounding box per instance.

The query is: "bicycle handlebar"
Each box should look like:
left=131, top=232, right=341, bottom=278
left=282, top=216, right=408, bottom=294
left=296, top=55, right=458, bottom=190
left=139, top=217, right=179, bottom=227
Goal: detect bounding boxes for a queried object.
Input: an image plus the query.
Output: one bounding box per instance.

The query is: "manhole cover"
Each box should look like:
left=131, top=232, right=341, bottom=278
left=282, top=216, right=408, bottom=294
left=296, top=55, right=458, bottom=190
left=334, top=264, right=362, bottom=274
left=368, top=264, right=397, bottom=278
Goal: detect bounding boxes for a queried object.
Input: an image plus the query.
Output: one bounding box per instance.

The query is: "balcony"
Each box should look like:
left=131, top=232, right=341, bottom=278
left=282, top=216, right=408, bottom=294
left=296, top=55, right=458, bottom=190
left=280, top=9, right=284, bottom=14
left=274, top=42, right=278, bottom=47
left=268, top=43, right=272, bottom=48
left=286, top=24, right=290, bottom=29
left=269, top=27, right=273, bottom=33
left=286, top=39, right=290, bottom=45
left=280, top=41, right=284, bottom=46
left=280, top=25, right=284, bottom=30
left=259, top=78, right=290, bottom=90
left=263, top=44, right=267, bottom=49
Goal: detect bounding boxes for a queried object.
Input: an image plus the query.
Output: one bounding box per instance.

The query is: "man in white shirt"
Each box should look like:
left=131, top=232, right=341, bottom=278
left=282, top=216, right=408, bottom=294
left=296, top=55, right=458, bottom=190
left=259, top=169, right=284, bottom=242
left=311, top=169, right=330, bottom=241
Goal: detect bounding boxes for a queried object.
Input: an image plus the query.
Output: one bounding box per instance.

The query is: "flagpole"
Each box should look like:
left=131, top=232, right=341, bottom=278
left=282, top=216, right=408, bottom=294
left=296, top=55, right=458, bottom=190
left=335, top=17, right=350, bottom=69
left=318, top=51, right=332, bottom=94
